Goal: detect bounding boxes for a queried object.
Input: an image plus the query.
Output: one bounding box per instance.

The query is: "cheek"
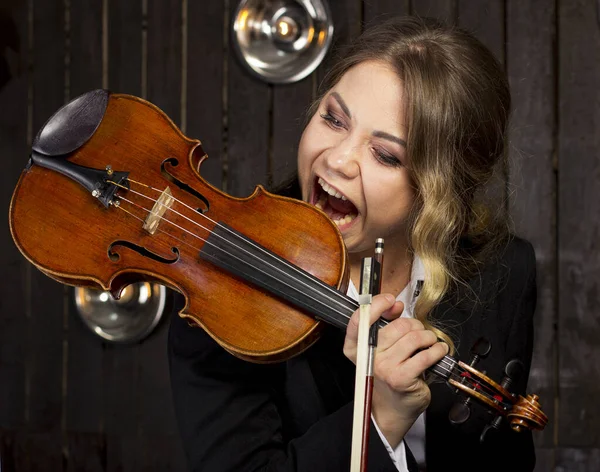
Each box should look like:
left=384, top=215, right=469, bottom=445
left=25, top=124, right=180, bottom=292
left=367, top=173, right=416, bottom=221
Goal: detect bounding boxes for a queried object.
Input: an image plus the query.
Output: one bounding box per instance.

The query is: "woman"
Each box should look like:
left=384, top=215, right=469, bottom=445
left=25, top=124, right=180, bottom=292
left=168, top=16, right=537, bottom=472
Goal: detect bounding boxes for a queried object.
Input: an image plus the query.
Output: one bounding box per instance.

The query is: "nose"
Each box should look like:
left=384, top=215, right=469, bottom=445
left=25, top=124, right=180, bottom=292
left=323, top=139, right=360, bottom=180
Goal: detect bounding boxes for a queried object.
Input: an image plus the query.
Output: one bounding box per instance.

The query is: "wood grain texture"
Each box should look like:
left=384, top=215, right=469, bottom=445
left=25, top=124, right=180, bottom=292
left=186, top=0, right=225, bottom=189
left=558, top=0, right=600, bottom=454
left=506, top=0, right=557, bottom=457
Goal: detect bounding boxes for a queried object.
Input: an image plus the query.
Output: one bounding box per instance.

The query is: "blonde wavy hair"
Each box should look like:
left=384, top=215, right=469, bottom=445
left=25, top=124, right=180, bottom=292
left=308, top=16, right=512, bottom=352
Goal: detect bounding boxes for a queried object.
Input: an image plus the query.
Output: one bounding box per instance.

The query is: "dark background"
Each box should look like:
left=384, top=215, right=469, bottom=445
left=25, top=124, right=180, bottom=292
left=0, top=0, right=598, bottom=470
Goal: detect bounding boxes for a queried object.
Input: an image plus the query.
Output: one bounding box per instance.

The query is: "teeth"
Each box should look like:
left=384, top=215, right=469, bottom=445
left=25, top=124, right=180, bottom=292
left=333, top=213, right=357, bottom=226
left=318, top=177, right=347, bottom=201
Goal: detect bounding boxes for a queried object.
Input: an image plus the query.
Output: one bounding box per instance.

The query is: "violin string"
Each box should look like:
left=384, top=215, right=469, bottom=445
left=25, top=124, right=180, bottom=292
left=114, top=179, right=360, bottom=317
left=125, top=177, right=355, bottom=310
left=113, top=189, right=361, bottom=324
left=110, top=182, right=489, bottom=386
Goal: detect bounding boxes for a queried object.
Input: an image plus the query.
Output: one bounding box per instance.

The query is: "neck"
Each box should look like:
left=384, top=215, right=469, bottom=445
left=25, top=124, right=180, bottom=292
left=349, top=242, right=412, bottom=298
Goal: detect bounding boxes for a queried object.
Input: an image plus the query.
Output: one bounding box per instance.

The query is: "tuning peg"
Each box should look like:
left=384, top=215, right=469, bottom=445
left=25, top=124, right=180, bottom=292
left=448, top=338, right=492, bottom=426
left=501, top=359, right=524, bottom=392
left=469, top=337, right=491, bottom=366
left=449, top=397, right=471, bottom=425
left=480, top=415, right=503, bottom=442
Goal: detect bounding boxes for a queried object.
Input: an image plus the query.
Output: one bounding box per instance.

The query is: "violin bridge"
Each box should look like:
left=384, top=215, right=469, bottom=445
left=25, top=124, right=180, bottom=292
left=143, top=187, right=174, bottom=235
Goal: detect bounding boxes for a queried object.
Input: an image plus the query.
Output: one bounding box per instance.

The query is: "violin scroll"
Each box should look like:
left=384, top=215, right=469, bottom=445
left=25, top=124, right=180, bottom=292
left=446, top=338, right=548, bottom=441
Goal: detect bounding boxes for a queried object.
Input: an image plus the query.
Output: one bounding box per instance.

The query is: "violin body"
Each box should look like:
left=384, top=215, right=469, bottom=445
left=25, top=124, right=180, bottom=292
left=9, top=90, right=349, bottom=362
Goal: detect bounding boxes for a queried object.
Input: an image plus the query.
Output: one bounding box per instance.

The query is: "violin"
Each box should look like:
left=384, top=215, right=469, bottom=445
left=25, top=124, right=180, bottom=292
left=8, top=89, right=547, bottom=438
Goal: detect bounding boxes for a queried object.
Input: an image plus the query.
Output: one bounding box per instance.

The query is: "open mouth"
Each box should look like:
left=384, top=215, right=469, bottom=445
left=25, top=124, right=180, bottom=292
left=313, top=177, right=358, bottom=227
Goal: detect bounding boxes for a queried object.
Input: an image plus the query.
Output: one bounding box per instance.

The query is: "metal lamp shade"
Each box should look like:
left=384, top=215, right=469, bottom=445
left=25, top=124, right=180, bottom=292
left=232, top=0, right=334, bottom=84
left=74, top=282, right=169, bottom=343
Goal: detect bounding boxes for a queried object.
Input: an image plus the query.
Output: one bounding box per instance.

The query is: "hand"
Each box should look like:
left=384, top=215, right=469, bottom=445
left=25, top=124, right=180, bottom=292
left=343, top=293, right=449, bottom=448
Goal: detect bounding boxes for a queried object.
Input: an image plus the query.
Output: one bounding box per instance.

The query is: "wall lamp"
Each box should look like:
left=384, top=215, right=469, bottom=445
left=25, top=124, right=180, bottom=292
left=232, top=0, right=334, bottom=84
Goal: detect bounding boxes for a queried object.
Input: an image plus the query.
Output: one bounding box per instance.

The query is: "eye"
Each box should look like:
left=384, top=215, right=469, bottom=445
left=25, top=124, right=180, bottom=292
left=373, top=147, right=403, bottom=168
left=320, top=111, right=345, bottom=130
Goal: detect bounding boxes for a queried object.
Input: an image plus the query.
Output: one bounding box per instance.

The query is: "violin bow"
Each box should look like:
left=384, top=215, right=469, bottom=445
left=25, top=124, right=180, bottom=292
left=350, top=238, right=384, bottom=472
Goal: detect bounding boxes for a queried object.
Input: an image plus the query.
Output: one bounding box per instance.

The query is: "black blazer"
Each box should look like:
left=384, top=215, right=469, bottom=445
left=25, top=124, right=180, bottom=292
left=168, top=235, right=537, bottom=472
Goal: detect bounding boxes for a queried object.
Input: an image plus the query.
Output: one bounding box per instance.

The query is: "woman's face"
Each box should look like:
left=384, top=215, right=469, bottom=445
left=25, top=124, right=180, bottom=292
left=298, top=60, right=415, bottom=255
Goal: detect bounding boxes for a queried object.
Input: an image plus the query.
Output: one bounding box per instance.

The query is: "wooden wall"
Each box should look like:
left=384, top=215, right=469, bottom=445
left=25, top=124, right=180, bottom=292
left=0, top=0, right=598, bottom=470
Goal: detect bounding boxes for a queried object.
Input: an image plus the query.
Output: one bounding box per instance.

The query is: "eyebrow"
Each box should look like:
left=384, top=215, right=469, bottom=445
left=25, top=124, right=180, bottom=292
left=330, top=92, right=352, bottom=119
left=372, top=130, right=407, bottom=148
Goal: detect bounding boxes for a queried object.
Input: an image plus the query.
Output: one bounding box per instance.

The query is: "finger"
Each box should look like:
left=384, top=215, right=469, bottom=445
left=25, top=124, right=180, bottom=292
left=375, top=342, right=448, bottom=393
left=346, top=293, right=398, bottom=342
left=397, top=342, right=450, bottom=381
left=344, top=293, right=401, bottom=361
left=380, top=300, right=404, bottom=321
left=380, top=327, right=438, bottom=364
left=376, top=316, right=425, bottom=352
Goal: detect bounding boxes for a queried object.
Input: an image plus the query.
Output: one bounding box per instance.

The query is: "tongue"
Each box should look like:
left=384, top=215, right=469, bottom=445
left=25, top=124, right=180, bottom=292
left=327, top=194, right=356, bottom=214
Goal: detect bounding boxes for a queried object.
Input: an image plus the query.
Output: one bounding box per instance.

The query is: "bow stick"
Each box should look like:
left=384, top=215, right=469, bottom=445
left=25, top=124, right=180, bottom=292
left=350, top=238, right=384, bottom=472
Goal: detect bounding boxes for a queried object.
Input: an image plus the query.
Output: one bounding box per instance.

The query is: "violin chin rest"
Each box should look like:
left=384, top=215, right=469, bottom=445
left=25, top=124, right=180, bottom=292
left=32, top=89, right=109, bottom=157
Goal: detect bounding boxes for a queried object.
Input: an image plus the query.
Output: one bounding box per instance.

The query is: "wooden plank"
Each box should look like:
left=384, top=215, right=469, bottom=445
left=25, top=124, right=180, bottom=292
left=457, top=0, right=504, bottom=61
left=226, top=1, right=270, bottom=197
left=317, top=0, right=361, bottom=83
left=458, top=1, right=506, bottom=211
left=0, top=0, right=28, bottom=433
left=186, top=0, right=225, bottom=189
left=506, top=0, right=556, bottom=451
left=410, top=0, right=456, bottom=24
left=558, top=0, right=600, bottom=448
left=363, top=0, right=410, bottom=27
left=108, top=0, right=142, bottom=95
left=65, top=0, right=105, bottom=447
left=27, top=8, right=66, bottom=470
left=271, top=79, right=313, bottom=190
left=146, top=0, right=181, bottom=120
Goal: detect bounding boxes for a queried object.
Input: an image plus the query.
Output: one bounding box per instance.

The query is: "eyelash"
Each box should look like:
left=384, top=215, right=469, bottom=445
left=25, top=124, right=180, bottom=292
left=319, top=109, right=403, bottom=168
left=319, top=111, right=344, bottom=129
left=373, top=148, right=402, bottom=168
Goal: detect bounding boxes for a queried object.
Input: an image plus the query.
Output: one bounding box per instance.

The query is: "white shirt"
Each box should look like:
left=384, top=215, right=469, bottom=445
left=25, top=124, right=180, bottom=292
left=346, top=255, right=426, bottom=471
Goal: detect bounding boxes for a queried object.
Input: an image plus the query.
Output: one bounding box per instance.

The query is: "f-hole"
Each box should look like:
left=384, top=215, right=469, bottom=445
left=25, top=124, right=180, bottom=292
left=108, top=241, right=180, bottom=264
left=161, top=157, right=209, bottom=214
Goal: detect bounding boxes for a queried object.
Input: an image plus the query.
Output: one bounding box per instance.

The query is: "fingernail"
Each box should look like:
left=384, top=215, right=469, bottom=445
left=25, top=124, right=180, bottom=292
left=384, top=294, right=396, bottom=304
